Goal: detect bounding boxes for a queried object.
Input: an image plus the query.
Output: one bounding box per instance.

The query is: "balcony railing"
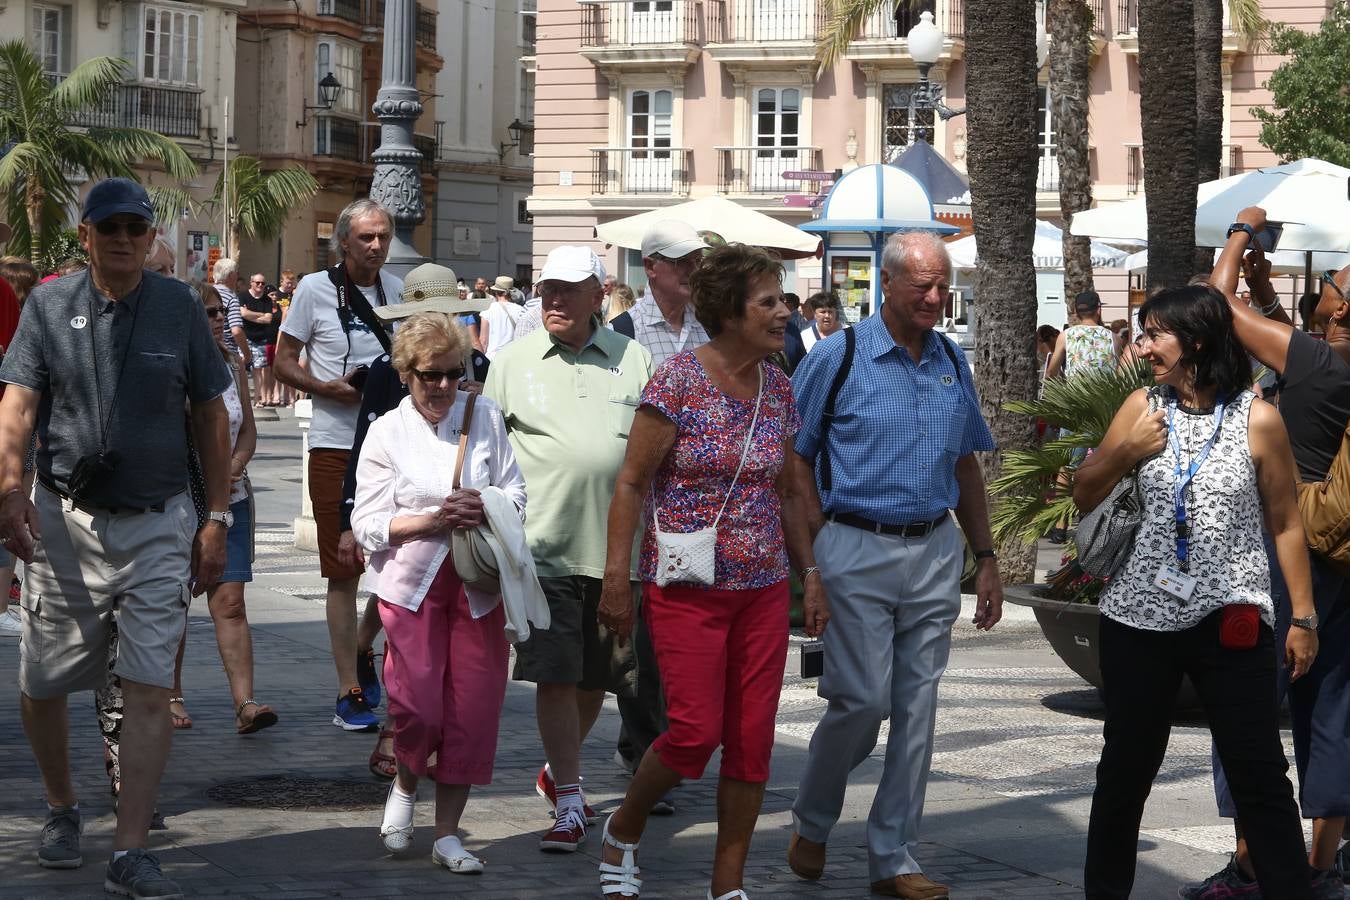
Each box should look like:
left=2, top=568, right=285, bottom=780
left=63, top=82, right=201, bottom=139
left=413, top=133, right=439, bottom=172
left=1089, top=0, right=1106, bottom=35
left=581, top=0, right=703, bottom=48
left=710, top=0, right=825, bottom=43
left=1125, top=143, right=1143, bottom=194
left=591, top=147, right=690, bottom=194
left=416, top=5, right=437, bottom=49
left=1117, top=0, right=1138, bottom=34
left=860, top=0, right=962, bottom=41
left=318, top=0, right=364, bottom=24
left=1036, top=143, right=1058, bottom=192
left=316, top=116, right=364, bottom=162
left=1221, top=143, right=1242, bottom=178
left=716, top=145, right=821, bottom=194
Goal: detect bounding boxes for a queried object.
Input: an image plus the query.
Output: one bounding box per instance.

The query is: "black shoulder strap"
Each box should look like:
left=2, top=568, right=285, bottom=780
left=328, top=265, right=392, bottom=354
left=816, top=326, right=856, bottom=494
left=938, top=333, right=964, bottom=384
left=611, top=310, right=635, bottom=339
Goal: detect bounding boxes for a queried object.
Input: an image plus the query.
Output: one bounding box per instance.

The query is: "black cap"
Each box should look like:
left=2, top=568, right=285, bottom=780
left=1074, top=290, right=1101, bottom=310
left=82, top=177, right=154, bottom=224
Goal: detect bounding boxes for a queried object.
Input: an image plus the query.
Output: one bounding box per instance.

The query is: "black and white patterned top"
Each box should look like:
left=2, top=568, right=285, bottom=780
left=1099, top=388, right=1272, bottom=631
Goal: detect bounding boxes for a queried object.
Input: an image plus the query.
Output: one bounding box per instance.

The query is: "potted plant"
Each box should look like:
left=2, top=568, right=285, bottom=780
left=990, top=363, right=1152, bottom=692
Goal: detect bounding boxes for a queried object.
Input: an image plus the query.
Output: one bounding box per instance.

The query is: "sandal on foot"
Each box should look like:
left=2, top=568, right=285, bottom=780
left=236, top=699, right=279, bottom=734
left=708, top=892, right=749, bottom=900
left=432, top=835, right=484, bottom=874
left=169, top=697, right=192, bottom=729
left=599, top=814, right=642, bottom=898
left=369, top=728, right=396, bottom=780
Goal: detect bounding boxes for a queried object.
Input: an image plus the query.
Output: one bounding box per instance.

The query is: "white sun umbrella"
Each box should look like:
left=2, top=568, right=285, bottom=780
left=1122, top=245, right=1350, bottom=275
left=947, top=219, right=1128, bottom=270
left=594, top=196, right=821, bottom=259
left=1071, top=158, right=1350, bottom=253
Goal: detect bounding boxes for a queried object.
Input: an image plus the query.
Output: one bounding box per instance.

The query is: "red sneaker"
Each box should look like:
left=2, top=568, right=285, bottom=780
left=538, top=806, right=587, bottom=853
left=535, top=765, right=598, bottom=823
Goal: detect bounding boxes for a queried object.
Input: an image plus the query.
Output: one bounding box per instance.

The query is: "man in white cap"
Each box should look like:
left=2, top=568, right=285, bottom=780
left=479, top=275, right=522, bottom=361
left=609, top=219, right=709, bottom=367
left=485, top=245, right=652, bottom=853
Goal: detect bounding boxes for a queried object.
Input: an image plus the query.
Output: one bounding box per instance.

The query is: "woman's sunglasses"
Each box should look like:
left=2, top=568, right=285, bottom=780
left=204, top=306, right=223, bottom=318
left=412, top=367, right=465, bottom=385
left=1322, top=270, right=1345, bottom=301
left=93, top=220, right=152, bottom=237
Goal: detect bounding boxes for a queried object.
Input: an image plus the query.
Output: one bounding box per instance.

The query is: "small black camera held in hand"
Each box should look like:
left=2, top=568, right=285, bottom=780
left=800, top=640, right=824, bottom=679
left=68, top=450, right=122, bottom=501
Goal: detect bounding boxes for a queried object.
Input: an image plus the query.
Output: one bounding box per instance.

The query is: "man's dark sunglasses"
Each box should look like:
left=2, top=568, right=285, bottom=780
left=204, top=306, right=223, bottom=318
left=412, top=366, right=465, bottom=385
left=94, top=220, right=151, bottom=237
left=1322, top=270, right=1345, bottom=301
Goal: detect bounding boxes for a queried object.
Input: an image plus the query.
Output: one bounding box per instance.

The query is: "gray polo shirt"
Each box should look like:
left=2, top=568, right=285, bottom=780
left=0, top=270, right=231, bottom=508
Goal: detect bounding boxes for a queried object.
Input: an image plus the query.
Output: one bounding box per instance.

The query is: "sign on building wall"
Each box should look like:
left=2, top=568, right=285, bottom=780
left=452, top=226, right=482, bottom=257
left=187, top=232, right=209, bottom=283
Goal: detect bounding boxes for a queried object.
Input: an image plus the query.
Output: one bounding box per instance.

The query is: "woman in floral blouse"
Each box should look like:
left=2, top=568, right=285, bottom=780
left=597, top=244, right=829, bottom=900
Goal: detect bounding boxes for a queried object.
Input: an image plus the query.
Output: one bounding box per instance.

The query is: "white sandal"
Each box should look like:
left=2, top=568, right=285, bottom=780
left=707, top=891, right=749, bottom=900
left=432, top=835, right=484, bottom=874
left=599, top=814, right=643, bottom=898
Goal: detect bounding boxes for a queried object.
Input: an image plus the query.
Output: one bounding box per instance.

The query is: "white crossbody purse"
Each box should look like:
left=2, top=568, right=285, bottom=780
left=652, top=366, right=763, bottom=587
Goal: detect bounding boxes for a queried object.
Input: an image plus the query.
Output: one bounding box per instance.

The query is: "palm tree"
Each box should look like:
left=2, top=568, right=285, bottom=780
left=210, top=155, right=320, bottom=262
left=1138, top=0, right=1198, bottom=292
left=1048, top=0, right=1096, bottom=309
left=0, top=40, right=196, bottom=262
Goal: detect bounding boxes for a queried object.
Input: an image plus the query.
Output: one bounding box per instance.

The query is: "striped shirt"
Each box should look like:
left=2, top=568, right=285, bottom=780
left=791, top=314, right=995, bottom=524
left=213, top=282, right=245, bottom=356
left=625, top=293, right=709, bottom=368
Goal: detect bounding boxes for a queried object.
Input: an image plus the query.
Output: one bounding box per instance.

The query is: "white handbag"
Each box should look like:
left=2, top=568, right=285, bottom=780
left=652, top=367, right=763, bottom=587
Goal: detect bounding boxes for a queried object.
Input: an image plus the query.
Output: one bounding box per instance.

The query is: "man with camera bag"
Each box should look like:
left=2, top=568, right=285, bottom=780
left=0, top=177, right=233, bottom=899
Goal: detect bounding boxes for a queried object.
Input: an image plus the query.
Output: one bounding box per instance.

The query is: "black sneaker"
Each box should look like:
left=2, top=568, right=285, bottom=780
left=356, top=648, right=381, bottom=709
left=37, top=805, right=82, bottom=869
left=1312, top=866, right=1345, bottom=899
left=1338, top=843, right=1349, bottom=884
left=104, top=849, right=183, bottom=899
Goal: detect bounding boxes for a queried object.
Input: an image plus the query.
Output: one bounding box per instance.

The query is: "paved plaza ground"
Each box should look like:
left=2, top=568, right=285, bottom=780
left=0, top=409, right=1303, bottom=898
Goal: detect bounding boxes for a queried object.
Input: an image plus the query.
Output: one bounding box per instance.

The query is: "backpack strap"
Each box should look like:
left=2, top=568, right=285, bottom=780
left=816, top=327, right=856, bottom=494
left=327, top=265, right=392, bottom=354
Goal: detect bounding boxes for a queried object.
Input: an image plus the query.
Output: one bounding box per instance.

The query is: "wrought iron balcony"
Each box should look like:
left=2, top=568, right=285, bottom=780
left=1117, top=0, right=1138, bottom=34
left=859, top=0, right=962, bottom=41
left=1221, top=143, right=1242, bottom=178
left=416, top=6, right=437, bottom=49
left=1089, top=0, right=1106, bottom=36
left=318, top=0, right=364, bottom=24
left=413, top=133, right=439, bottom=172
left=716, top=145, right=821, bottom=194
left=708, top=0, right=824, bottom=43
left=1036, top=143, right=1059, bottom=192
left=62, top=82, right=201, bottom=139
left=1125, top=143, right=1143, bottom=194
left=581, top=0, right=703, bottom=49
left=315, top=116, right=364, bottom=162
left=591, top=147, right=690, bottom=195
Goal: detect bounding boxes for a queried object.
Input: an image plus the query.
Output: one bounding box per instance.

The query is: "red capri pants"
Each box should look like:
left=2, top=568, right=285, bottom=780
left=378, top=561, right=508, bottom=785
left=645, top=579, right=789, bottom=783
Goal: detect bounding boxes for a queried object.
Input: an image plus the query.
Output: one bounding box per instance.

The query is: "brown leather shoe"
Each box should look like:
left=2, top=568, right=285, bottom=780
left=869, top=873, right=951, bottom=899
left=786, top=831, right=826, bottom=880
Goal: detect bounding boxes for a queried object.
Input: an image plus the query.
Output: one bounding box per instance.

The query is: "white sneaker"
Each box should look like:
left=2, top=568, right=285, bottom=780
left=0, top=608, right=21, bottom=637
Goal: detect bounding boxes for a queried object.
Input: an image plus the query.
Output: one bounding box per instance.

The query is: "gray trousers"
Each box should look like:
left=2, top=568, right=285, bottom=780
left=792, top=517, right=962, bottom=882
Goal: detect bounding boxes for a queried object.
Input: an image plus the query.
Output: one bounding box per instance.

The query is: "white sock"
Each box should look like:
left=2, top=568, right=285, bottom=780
left=433, top=834, right=467, bottom=857
left=381, top=781, right=415, bottom=831
left=49, top=802, right=78, bottom=814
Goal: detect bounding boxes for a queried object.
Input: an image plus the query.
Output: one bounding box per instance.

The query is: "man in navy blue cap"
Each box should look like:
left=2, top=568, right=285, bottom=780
left=0, top=176, right=233, bottom=899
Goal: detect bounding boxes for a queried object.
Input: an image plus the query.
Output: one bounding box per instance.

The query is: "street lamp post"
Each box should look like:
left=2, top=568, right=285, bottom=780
left=369, top=0, right=428, bottom=276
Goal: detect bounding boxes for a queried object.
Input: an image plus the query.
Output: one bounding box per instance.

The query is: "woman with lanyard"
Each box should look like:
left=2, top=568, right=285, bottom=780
left=1174, top=207, right=1350, bottom=900
left=1073, top=283, right=1319, bottom=900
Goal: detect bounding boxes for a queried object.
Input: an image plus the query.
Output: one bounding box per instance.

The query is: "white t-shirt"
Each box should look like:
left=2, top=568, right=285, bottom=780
left=481, top=300, right=522, bottom=360
left=280, top=268, right=402, bottom=450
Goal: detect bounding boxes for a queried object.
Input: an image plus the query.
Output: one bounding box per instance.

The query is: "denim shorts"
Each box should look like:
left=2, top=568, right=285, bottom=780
left=220, top=498, right=252, bottom=583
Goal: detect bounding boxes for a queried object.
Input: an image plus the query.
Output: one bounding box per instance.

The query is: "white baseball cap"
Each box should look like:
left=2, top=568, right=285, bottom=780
left=641, top=220, right=709, bottom=260
left=538, top=245, right=607, bottom=285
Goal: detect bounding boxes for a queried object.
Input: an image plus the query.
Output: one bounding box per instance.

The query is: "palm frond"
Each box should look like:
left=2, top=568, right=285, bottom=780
left=1226, top=0, right=1268, bottom=43
left=49, top=56, right=130, bottom=117
left=209, top=156, right=320, bottom=244
left=84, top=128, right=198, bottom=181
left=815, top=0, right=894, bottom=70
left=1009, top=361, right=1152, bottom=440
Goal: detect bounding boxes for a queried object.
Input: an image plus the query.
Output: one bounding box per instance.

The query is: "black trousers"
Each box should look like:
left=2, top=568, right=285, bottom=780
left=616, top=591, right=668, bottom=765
left=1084, top=611, right=1311, bottom=900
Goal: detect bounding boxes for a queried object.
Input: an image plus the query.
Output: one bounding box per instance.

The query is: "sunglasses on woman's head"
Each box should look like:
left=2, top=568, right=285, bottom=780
left=1322, top=270, right=1346, bottom=301
left=93, top=220, right=151, bottom=237
left=412, top=367, right=465, bottom=385
left=204, top=306, right=223, bottom=318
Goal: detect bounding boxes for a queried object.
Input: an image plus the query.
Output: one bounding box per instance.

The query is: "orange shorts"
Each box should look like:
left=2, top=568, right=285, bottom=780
left=308, top=448, right=363, bottom=580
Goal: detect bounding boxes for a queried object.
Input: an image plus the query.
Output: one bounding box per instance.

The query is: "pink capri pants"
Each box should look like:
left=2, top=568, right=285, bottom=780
left=645, top=579, right=790, bottom=783
left=378, top=561, right=508, bottom=784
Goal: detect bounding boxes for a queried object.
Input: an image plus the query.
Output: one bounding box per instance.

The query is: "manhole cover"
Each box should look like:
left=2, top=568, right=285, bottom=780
left=205, top=775, right=390, bottom=810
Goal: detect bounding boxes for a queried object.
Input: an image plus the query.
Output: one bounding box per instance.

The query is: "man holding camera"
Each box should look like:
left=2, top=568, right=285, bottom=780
left=273, top=198, right=400, bottom=733
left=0, top=177, right=233, bottom=898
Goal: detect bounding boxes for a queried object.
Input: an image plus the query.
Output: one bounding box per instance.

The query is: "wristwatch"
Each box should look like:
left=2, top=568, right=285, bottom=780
left=974, top=549, right=998, bottom=561
left=1226, top=223, right=1256, bottom=243
left=207, top=510, right=235, bottom=529
left=1291, top=613, right=1319, bottom=631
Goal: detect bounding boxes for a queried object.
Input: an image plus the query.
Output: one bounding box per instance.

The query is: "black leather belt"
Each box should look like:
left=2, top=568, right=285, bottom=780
left=828, top=512, right=948, bottom=538
left=39, top=474, right=167, bottom=516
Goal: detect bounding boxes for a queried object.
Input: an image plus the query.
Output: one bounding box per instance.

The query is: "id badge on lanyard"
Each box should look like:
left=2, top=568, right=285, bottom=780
left=1154, top=396, right=1226, bottom=601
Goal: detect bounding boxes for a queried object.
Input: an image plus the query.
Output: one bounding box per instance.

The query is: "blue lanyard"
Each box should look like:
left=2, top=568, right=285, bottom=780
left=1166, top=395, right=1227, bottom=572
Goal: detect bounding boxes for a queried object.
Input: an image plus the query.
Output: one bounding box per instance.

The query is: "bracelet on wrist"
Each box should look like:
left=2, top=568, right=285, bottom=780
left=799, top=565, right=821, bottom=581
left=1258, top=298, right=1281, bottom=317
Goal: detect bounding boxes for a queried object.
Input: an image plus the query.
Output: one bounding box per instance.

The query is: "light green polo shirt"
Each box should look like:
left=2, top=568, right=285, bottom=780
left=485, top=324, right=653, bottom=578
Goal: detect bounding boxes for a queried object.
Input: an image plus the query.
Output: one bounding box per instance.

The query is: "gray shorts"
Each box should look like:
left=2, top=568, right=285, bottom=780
left=511, top=575, right=636, bottom=696
left=18, top=483, right=194, bottom=698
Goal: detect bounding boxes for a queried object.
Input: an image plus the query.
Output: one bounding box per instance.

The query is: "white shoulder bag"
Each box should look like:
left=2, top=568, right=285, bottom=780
left=652, top=366, right=763, bottom=587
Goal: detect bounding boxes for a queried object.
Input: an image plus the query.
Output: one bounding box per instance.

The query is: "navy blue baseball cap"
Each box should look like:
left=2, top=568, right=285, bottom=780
left=82, top=177, right=154, bottom=224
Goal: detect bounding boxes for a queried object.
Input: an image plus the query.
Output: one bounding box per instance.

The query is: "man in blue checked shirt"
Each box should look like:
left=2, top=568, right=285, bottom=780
left=784, top=231, right=1003, bottom=900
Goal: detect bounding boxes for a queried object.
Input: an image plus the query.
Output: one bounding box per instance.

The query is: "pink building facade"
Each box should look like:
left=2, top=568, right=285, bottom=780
left=528, top=0, right=1335, bottom=321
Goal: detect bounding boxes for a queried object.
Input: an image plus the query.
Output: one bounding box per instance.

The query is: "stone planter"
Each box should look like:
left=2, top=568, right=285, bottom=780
left=1004, top=583, right=1202, bottom=709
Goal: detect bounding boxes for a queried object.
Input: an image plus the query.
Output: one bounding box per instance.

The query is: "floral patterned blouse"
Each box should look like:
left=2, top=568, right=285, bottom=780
left=638, top=352, right=801, bottom=590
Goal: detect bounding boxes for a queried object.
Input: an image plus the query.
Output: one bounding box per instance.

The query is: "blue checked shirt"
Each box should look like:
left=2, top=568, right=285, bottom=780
left=792, top=315, right=996, bottom=524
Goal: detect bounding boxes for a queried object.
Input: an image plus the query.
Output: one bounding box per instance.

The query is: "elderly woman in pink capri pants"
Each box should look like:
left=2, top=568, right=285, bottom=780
left=351, top=312, right=526, bottom=874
